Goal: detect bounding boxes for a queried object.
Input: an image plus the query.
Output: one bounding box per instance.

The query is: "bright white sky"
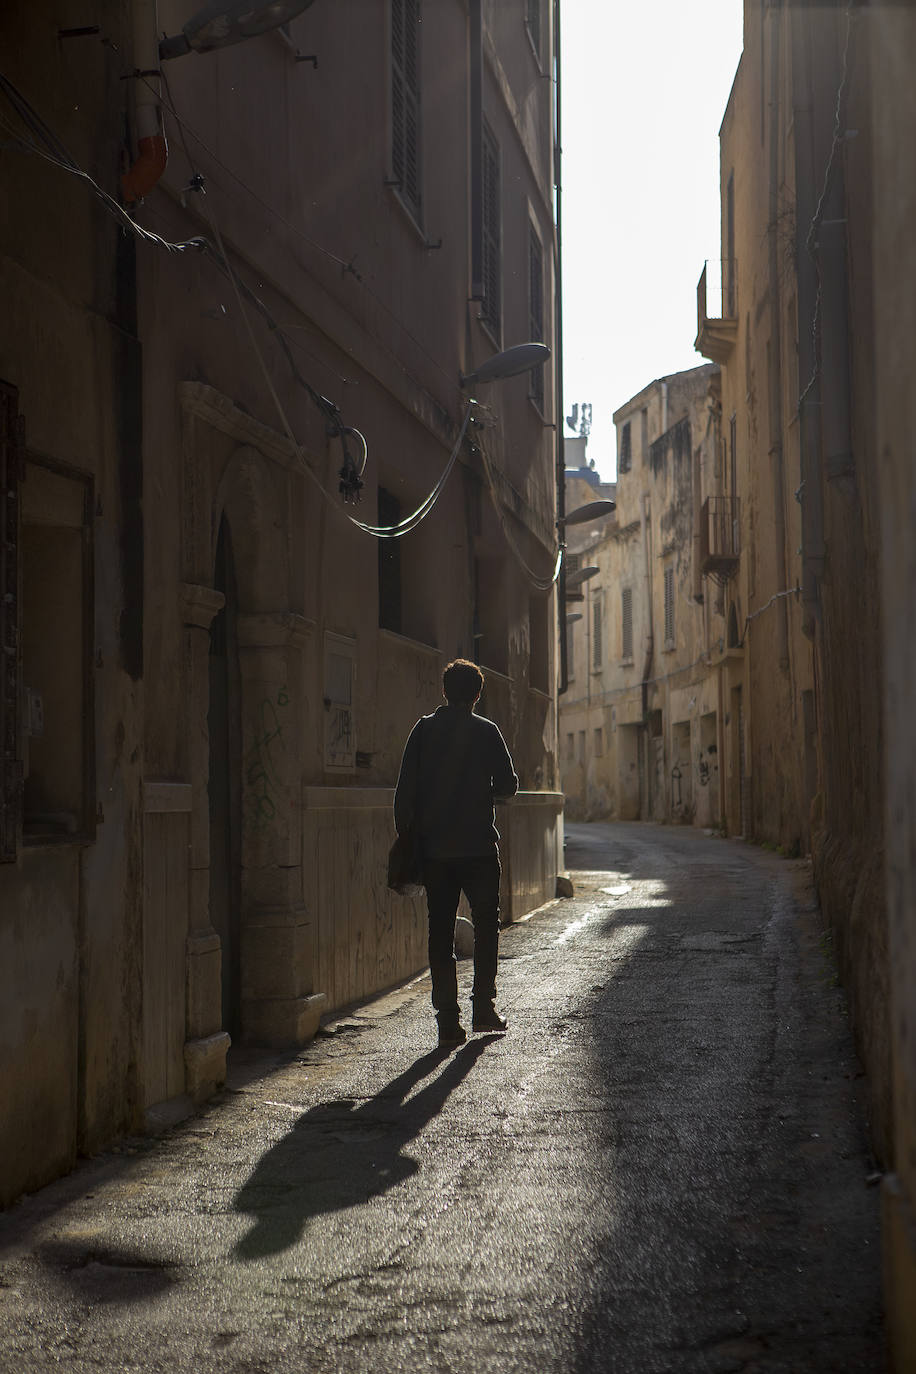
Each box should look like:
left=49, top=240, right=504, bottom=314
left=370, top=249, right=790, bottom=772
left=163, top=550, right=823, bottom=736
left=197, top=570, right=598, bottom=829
left=561, top=0, right=745, bottom=477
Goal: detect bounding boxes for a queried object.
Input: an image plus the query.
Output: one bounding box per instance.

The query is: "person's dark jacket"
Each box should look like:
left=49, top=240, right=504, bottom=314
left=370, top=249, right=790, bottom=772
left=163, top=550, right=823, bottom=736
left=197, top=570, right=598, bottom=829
left=394, top=704, right=519, bottom=859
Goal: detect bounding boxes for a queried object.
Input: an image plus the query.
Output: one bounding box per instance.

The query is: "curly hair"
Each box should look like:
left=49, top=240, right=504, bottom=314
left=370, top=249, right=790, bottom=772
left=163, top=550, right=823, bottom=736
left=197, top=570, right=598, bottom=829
left=442, top=658, right=484, bottom=705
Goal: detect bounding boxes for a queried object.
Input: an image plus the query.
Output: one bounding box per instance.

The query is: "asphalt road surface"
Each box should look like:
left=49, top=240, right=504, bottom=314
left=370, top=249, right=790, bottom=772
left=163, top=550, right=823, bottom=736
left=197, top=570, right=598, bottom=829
left=0, top=822, right=886, bottom=1373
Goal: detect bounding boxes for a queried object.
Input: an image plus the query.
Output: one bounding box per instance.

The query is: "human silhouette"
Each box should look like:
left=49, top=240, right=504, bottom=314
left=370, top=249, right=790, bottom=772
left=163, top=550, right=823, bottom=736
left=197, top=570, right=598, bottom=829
left=394, top=659, right=518, bottom=1048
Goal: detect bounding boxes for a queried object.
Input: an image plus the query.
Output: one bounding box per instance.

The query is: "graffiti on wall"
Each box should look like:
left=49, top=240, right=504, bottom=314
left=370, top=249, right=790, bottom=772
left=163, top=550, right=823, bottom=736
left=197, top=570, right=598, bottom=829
left=245, top=687, right=288, bottom=829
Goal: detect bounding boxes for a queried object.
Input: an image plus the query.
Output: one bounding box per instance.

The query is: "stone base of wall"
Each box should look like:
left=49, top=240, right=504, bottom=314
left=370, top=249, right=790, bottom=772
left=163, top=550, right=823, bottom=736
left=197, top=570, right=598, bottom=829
left=883, top=1174, right=916, bottom=1373
left=304, top=789, right=564, bottom=1014
left=813, top=830, right=891, bottom=1165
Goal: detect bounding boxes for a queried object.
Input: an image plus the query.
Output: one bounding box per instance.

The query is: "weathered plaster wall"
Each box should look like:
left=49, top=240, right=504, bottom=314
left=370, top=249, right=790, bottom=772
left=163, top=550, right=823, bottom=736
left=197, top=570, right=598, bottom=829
left=871, top=5, right=916, bottom=1364
left=560, top=367, right=725, bottom=829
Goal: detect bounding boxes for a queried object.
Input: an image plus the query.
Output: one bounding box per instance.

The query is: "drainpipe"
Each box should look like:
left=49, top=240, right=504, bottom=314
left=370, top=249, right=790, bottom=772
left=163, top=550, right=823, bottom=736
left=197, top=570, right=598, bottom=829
left=767, top=3, right=790, bottom=671
left=639, top=491, right=654, bottom=718
left=122, top=0, right=168, bottom=204
left=554, top=0, right=569, bottom=697
left=660, top=380, right=668, bottom=438
left=792, top=4, right=826, bottom=638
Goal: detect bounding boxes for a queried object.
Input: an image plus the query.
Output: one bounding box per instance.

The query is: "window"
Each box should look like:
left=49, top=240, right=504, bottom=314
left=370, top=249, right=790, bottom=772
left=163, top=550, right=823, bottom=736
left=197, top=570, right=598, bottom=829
left=621, top=586, right=633, bottom=662
left=526, top=0, right=544, bottom=64
left=577, top=730, right=585, bottom=764
left=594, top=727, right=604, bottom=757
left=391, top=0, right=422, bottom=224
left=663, top=566, right=675, bottom=648
left=529, top=594, right=549, bottom=693
left=528, top=225, right=545, bottom=410
left=619, top=421, right=631, bottom=474
left=324, top=633, right=356, bottom=773
left=592, top=595, right=603, bottom=670
left=378, top=487, right=402, bottom=633
left=480, top=118, right=501, bottom=339
left=0, top=383, right=22, bottom=861
left=474, top=556, right=508, bottom=675
left=566, top=618, right=575, bottom=681
left=566, top=731, right=574, bottom=762
left=21, top=455, right=94, bottom=842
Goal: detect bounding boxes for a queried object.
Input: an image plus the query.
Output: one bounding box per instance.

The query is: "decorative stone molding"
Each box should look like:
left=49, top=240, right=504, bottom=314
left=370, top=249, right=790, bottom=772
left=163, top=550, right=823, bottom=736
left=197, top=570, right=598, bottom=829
left=143, top=780, right=193, bottom=813
left=179, top=381, right=319, bottom=474
left=180, top=582, right=225, bottom=630
left=496, top=790, right=565, bottom=810
left=303, top=786, right=395, bottom=811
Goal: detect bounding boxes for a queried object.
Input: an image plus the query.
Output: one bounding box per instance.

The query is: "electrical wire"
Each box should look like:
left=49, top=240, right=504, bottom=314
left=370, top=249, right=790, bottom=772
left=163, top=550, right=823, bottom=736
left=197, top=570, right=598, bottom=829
left=739, top=585, right=800, bottom=648
left=348, top=400, right=475, bottom=538
left=0, top=74, right=204, bottom=256
left=199, top=188, right=468, bottom=537
left=476, top=434, right=561, bottom=591
left=0, top=68, right=513, bottom=545
left=141, top=72, right=464, bottom=398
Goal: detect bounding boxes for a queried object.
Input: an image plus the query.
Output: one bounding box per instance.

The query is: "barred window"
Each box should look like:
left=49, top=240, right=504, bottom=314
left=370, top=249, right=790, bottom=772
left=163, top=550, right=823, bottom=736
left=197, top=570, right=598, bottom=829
left=391, top=0, right=422, bottom=223
left=480, top=119, right=501, bottom=338
left=619, top=421, right=632, bottom=474
left=528, top=226, right=545, bottom=410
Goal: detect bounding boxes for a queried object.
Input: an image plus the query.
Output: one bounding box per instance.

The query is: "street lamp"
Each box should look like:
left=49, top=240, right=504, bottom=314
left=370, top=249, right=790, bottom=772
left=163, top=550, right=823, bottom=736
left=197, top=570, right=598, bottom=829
left=566, top=565, right=600, bottom=588
left=565, top=499, right=615, bottom=526
left=557, top=498, right=615, bottom=695
left=460, top=342, right=551, bottom=388
left=159, top=0, right=316, bottom=60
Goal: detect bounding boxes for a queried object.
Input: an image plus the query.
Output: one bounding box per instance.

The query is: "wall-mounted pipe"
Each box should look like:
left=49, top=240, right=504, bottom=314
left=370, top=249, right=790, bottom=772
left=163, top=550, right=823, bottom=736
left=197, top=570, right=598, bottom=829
left=554, top=0, right=569, bottom=696
left=767, top=4, right=790, bottom=672
left=639, top=491, right=654, bottom=719
left=122, top=0, right=167, bottom=204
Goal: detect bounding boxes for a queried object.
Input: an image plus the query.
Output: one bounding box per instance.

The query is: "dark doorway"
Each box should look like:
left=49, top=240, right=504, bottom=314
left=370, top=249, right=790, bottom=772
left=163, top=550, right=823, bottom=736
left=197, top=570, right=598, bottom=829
left=209, top=518, right=243, bottom=1039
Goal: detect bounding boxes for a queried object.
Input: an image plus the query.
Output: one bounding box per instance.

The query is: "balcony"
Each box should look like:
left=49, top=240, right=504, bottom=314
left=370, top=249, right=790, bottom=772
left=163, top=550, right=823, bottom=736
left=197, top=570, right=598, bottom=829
left=700, top=495, right=740, bottom=578
left=694, top=259, right=737, bottom=364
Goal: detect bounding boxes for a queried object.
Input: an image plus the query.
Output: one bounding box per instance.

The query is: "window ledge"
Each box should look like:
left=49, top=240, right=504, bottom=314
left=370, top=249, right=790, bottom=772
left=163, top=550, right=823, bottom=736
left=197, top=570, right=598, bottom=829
left=524, top=21, right=546, bottom=74
left=619, top=656, right=635, bottom=667
left=379, top=627, right=439, bottom=655
left=386, top=182, right=427, bottom=246
left=475, top=310, right=502, bottom=353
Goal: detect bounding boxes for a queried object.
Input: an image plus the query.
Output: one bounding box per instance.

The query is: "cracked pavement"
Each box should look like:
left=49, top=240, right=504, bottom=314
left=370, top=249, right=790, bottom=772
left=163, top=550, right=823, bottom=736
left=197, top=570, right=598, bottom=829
left=0, top=822, right=885, bottom=1372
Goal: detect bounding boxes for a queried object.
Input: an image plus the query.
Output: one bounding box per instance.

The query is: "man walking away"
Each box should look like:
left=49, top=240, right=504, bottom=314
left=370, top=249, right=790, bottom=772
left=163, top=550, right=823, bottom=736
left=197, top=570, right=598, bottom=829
left=394, top=658, right=519, bottom=1049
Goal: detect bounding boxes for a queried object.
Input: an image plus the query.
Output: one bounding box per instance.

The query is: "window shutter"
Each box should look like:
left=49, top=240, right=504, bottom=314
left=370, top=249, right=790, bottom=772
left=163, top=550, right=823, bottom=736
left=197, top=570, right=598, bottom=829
left=0, top=382, right=23, bottom=862
left=528, top=227, right=544, bottom=409
left=527, top=0, right=543, bottom=62
left=619, top=421, right=632, bottom=474
left=621, top=586, right=633, bottom=660
left=664, top=566, right=675, bottom=645
left=592, top=596, right=602, bottom=669
left=391, top=0, right=421, bottom=222
left=481, top=119, right=501, bottom=337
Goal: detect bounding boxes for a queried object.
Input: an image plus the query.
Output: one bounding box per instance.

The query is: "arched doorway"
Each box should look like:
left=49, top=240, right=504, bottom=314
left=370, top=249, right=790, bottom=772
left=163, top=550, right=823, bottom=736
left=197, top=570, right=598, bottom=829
left=208, top=516, right=242, bottom=1037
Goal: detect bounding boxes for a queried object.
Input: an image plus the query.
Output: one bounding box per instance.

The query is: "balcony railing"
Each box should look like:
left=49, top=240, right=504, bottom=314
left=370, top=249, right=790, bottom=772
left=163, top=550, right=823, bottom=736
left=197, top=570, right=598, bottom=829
left=700, top=495, right=740, bottom=577
left=695, top=259, right=738, bottom=363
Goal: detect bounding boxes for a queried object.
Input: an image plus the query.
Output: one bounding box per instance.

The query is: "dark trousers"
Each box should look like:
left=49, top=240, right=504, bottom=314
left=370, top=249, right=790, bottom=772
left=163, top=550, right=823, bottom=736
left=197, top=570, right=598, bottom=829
left=423, top=853, right=501, bottom=1022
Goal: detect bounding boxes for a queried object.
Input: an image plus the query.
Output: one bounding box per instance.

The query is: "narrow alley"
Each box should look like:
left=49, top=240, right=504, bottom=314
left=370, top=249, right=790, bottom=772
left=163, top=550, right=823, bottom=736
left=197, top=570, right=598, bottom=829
left=0, top=823, right=884, bottom=1373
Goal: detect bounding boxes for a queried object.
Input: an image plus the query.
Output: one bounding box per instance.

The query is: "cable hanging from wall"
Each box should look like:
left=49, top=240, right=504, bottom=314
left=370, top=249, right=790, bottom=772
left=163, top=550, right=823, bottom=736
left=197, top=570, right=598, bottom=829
left=0, top=68, right=475, bottom=544
left=474, top=429, right=561, bottom=593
